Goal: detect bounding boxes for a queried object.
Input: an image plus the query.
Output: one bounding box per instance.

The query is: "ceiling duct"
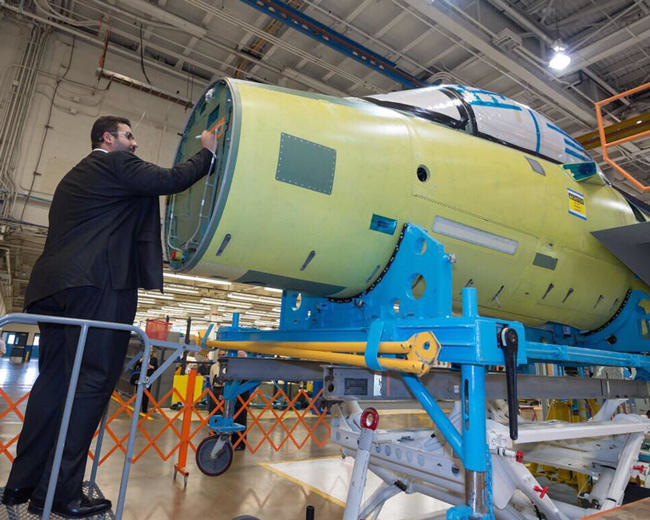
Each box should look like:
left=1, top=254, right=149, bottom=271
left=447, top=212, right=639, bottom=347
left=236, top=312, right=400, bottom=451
left=97, top=68, right=194, bottom=108
left=113, top=0, right=207, bottom=39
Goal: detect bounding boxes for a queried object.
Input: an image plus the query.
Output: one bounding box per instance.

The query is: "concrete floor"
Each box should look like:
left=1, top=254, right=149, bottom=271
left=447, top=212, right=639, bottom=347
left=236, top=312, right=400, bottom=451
left=0, top=359, right=433, bottom=520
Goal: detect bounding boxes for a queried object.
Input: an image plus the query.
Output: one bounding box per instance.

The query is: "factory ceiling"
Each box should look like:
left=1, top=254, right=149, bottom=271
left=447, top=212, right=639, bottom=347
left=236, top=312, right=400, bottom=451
left=1, top=0, right=650, bottom=330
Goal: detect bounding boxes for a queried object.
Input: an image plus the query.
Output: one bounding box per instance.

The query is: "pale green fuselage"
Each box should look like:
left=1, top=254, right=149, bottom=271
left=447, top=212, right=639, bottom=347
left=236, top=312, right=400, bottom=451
left=167, top=79, right=647, bottom=331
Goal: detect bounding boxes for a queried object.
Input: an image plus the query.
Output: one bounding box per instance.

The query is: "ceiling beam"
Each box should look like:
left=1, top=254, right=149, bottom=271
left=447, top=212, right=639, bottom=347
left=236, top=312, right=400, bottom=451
left=561, top=15, right=650, bottom=75
left=401, top=0, right=597, bottom=125
left=576, top=110, right=650, bottom=150
left=184, top=0, right=384, bottom=91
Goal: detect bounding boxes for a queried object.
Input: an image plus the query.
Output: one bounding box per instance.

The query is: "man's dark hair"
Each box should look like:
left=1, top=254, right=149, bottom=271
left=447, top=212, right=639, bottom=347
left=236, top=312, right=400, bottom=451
left=91, top=116, right=131, bottom=149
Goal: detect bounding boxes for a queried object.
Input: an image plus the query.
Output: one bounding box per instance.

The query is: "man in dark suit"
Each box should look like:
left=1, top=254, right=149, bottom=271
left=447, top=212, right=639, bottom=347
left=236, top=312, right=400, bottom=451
left=2, top=115, right=217, bottom=518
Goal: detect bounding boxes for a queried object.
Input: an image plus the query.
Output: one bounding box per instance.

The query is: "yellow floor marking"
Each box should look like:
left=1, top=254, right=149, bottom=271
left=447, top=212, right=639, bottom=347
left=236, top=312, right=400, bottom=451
left=261, top=454, right=340, bottom=465
left=259, top=458, right=345, bottom=508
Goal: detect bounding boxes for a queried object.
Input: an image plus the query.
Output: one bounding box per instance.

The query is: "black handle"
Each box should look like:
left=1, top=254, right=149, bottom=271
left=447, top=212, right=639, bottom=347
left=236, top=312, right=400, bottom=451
left=306, top=505, right=315, bottom=520
left=499, top=327, right=519, bottom=440
left=181, top=317, right=192, bottom=375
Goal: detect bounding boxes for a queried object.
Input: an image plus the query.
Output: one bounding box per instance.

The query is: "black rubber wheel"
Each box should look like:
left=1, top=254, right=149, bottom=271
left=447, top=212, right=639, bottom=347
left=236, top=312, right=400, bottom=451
left=232, top=517, right=262, bottom=520
left=196, top=435, right=234, bottom=476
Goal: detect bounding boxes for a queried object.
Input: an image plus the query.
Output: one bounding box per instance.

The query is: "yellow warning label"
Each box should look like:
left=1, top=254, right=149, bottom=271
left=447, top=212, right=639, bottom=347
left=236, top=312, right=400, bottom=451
left=568, top=188, right=586, bottom=220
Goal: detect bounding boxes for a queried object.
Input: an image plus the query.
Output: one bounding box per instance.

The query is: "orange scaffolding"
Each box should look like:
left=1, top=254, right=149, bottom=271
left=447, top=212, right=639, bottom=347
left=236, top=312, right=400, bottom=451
left=595, top=81, right=650, bottom=193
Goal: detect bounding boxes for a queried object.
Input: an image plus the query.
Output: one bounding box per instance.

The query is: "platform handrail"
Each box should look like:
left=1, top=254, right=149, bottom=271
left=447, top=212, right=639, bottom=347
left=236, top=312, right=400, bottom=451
left=0, top=312, right=199, bottom=520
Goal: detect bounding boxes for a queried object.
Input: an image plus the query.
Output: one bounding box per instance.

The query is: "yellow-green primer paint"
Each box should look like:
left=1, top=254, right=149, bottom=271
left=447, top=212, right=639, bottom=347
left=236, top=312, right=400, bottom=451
left=168, top=79, right=648, bottom=331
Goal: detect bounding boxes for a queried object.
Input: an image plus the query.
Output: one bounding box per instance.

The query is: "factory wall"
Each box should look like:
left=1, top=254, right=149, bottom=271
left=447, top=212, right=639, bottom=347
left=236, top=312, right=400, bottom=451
left=0, top=16, right=209, bottom=230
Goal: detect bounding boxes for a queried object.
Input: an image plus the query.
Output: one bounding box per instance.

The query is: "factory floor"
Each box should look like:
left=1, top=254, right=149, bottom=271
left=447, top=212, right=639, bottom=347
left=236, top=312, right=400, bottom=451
left=3, top=359, right=650, bottom=520
left=0, top=358, right=436, bottom=520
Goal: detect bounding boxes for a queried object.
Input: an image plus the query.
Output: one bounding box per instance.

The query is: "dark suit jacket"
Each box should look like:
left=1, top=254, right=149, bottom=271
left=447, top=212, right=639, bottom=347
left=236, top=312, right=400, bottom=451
left=24, top=148, right=213, bottom=307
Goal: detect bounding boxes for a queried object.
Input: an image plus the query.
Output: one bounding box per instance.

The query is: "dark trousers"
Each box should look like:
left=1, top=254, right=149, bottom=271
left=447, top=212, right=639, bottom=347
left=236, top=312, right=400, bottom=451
left=6, top=284, right=137, bottom=502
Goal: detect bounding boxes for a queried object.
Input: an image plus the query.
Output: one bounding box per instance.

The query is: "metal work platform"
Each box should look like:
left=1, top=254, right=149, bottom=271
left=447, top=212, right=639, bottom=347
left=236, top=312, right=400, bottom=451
left=0, top=313, right=200, bottom=520
left=0, top=482, right=113, bottom=519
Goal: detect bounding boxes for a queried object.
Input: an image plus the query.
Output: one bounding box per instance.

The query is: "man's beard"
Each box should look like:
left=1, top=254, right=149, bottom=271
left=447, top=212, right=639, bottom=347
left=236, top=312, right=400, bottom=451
left=114, top=142, right=135, bottom=153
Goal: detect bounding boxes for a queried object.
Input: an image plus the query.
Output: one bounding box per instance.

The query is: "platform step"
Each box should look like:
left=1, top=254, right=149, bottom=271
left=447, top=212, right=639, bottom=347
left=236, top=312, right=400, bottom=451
left=0, top=482, right=114, bottom=520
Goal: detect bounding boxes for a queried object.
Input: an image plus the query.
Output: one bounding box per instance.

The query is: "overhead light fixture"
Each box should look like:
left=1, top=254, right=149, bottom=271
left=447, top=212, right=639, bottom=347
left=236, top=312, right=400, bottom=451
left=549, top=40, right=571, bottom=71
left=138, top=292, right=174, bottom=300
left=178, top=302, right=211, bottom=310
left=199, top=298, right=251, bottom=309
left=165, top=286, right=199, bottom=294
left=163, top=272, right=231, bottom=286
left=228, top=293, right=281, bottom=305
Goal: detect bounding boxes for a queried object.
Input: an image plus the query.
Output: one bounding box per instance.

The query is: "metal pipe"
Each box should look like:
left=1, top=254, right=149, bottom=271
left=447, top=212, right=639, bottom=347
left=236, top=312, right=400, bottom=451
left=206, top=340, right=423, bottom=373
left=601, top=431, right=645, bottom=509
left=42, top=324, right=89, bottom=520
left=0, top=25, right=47, bottom=221
left=590, top=399, right=627, bottom=422
left=203, top=339, right=408, bottom=354
left=0, top=27, right=35, bottom=182
left=461, top=364, right=488, bottom=517
left=358, top=482, right=401, bottom=519
left=88, top=408, right=109, bottom=486
left=464, top=470, right=488, bottom=518
left=402, top=373, right=463, bottom=458
left=343, top=421, right=375, bottom=520
left=461, top=365, right=487, bottom=472
left=115, top=334, right=153, bottom=520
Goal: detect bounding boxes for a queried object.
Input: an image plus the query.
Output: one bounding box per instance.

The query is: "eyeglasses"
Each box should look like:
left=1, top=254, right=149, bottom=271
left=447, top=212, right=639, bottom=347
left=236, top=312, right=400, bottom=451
left=110, top=131, right=135, bottom=140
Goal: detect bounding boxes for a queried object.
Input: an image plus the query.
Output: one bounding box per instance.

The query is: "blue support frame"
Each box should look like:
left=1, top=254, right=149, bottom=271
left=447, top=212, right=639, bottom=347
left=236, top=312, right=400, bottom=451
left=212, top=223, right=650, bottom=520
left=237, top=0, right=426, bottom=89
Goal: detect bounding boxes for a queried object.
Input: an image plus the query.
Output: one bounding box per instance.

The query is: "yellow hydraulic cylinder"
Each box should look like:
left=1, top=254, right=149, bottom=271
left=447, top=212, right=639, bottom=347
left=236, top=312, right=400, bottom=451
left=200, top=331, right=441, bottom=375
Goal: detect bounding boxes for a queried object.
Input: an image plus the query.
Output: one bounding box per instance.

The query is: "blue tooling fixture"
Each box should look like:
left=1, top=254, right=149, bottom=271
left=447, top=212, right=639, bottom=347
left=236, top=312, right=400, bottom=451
left=200, top=322, right=259, bottom=438
left=212, top=223, right=650, bottom=520
left=237, top=0, right=426, bottom=89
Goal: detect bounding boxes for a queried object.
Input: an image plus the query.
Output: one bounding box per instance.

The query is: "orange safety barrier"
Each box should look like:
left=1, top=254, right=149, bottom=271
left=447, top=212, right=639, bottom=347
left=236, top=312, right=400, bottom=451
left=229, top=385, right=330, bottom=453
left=0, top=368, right=331, bottom=480
left=0, top=387, right=29, bottom=463
left=595, top=81, right=650, bottom=193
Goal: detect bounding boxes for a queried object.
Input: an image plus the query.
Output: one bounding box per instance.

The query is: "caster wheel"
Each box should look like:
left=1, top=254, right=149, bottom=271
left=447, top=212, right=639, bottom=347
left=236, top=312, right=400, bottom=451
left=196, top=435, right=234, bottom=476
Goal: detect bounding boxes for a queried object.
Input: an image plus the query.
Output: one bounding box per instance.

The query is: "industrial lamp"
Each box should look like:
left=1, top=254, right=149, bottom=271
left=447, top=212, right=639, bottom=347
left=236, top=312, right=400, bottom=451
left=549, top=40, right=571, bottom=71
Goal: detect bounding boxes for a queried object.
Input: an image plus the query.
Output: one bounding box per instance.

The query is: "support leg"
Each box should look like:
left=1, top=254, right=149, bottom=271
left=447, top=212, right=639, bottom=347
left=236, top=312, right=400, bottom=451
left=461, top=364, right=489, bottom=519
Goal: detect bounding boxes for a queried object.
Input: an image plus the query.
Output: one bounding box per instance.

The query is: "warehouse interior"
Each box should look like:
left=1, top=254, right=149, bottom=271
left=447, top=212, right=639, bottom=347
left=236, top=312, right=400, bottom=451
left=1, top=0, right=650, bottom=519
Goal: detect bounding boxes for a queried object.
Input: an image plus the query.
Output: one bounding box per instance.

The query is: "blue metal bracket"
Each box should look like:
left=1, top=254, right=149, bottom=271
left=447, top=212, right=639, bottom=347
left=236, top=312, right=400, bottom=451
left=223, top=380, right=260, bottom=401
left=202, top=323, right=215, bottom=350
left=364, top=320, right=385, bottom=371
left=577, top=290, right=650, bottom=352
left=208, top=415, right=246, bottom=433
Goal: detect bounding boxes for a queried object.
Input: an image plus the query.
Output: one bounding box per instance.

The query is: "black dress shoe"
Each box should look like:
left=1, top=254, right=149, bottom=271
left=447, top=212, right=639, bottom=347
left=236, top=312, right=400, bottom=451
left=1, top=486, right=34, bottom=506
left=28, top=495, right=112, bottom=518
